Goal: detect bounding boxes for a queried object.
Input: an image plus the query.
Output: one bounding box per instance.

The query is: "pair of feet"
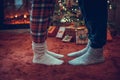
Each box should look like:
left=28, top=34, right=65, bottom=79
left=33, top=46, right=105, bottom=66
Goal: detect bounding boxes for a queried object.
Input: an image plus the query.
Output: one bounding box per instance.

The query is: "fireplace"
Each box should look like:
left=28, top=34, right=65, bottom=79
left=0, top=0, right=31, bottom=29
left=1, top=0, right=120, bottom=34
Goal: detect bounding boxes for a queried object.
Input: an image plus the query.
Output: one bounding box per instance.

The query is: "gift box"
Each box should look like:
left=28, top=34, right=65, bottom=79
left=48, top=26, right=58, bottom=37
left=64, top=26, right=76, bottom=42
left=62, top=35, right=73, bottom=42
left=76, top=27, right=88, bottom=44
left=56, top=27, right=66, bottom=38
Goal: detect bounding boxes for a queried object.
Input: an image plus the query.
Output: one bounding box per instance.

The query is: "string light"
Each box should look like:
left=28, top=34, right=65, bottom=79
left=24, top=14, right=27, bottom=18
left=109, top=5, right=112, bottom=10
left=15, top=15, right=18, bottom=18
left=107, top=0, right=110, bottom=4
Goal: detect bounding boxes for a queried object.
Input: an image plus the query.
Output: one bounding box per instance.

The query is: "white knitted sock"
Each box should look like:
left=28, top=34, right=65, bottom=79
left=68, top=47, right=105, bottom=65
left=47, top=50, right=64, bottom=58
left=32, top=42, right=64, bottom=65
left=68, top=40, right=90, bottom=57
left=45, top=42, right=64, bottom=58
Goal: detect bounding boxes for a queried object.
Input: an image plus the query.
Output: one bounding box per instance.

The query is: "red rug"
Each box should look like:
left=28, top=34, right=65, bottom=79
left=0, top=32, right=120, bottom=80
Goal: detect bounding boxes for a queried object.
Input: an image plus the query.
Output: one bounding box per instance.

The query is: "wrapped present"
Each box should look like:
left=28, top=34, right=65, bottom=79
left=64, top=26, right=76, bottom=42
left=48, top=26, right=58, bottom=37
left=56, top=27, right=66, bottom=38
left=62, top=35, right=72, bottom=42
left=76, top=27, right=88, bottom=44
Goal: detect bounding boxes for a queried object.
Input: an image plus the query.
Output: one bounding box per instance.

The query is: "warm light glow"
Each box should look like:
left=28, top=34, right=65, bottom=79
left=109, top=5, right=112, bottom=10
left=24, top=15, right=27, bottom=18
left=10, top=16, right=14, bottom=18
left=107, top=0, right=110, bottom=3
left=15, top=15, right=18, bottom=18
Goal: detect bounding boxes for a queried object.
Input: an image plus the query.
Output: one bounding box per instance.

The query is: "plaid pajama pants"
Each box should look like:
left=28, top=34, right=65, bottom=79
left=30, top=0, right=56, bottom=43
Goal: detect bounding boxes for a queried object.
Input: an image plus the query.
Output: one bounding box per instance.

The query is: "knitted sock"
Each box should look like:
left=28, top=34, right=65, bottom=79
left=68, top=47, right=105, bottom=65
left=47, top=50, right=64, bottom=58
left=32, top=42, right=64, bottom=65
left=68, top=40, right=90, bottom=57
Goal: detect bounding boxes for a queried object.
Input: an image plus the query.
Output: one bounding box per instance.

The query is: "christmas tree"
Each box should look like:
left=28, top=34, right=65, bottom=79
left=52, top=0, right=84, bottom=27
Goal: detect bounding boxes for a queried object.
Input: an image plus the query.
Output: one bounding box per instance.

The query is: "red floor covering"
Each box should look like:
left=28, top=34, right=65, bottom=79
left=0, top=31, right=120, bottom=80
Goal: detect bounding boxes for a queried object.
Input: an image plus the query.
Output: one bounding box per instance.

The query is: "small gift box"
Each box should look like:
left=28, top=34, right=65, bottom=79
left=76, top=27, right=88, bottom=44
left=56, top=27, right=66, bottom=38
left=64, top=26, right=76, bottom=42
left=48, top=26, right=58, bottom=37
left=62, top=35, right=73, bottom=42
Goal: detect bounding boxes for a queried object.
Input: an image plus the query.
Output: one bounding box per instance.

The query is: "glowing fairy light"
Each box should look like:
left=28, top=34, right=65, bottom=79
left=24, top=14, right=27, bottom=18
left=15, top=15, right=18, bottom=18
left=109, top=5, right=112, bottom=10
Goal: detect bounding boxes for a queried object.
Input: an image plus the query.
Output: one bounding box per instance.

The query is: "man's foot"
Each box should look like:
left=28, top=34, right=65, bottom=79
left=67, top=47, right=89, bottom=57
left=68, top=47, right=105, bottom=65
left=68, top=40, right=90, bottom=57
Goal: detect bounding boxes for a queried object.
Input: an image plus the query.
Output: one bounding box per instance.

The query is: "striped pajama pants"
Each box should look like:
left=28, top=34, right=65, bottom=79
left=30, top=0, right=56, bottom=43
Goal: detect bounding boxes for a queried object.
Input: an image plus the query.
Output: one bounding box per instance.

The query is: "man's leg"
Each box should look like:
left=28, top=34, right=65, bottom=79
left=68, top=0, right=91, bottom=57
left=69, top=0, right=108, bottom=65
left=68, top=40, right=90, bottom=57
left=30, top=0, right=64, bottom=65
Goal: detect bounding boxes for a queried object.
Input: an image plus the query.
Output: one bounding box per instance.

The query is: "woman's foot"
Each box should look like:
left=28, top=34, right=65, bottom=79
left=33, top=52, right=64, bottom=65
left=47, top=50, right=64, bottom=58
left=32, top=42, right=64, bottom=65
